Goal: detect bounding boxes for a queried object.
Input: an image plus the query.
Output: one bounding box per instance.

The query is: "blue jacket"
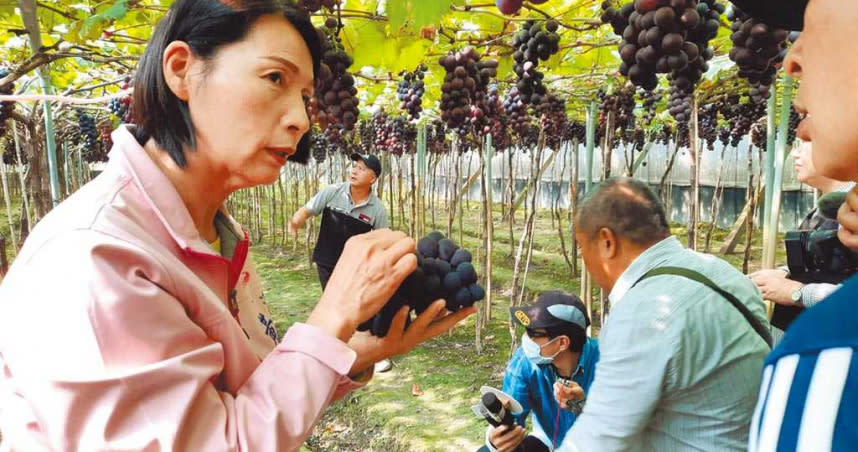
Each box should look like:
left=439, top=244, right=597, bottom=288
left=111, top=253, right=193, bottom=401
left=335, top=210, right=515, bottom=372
left=749, top=275, right=858, bottom=452
left=502, top=338, right=599, bottom=449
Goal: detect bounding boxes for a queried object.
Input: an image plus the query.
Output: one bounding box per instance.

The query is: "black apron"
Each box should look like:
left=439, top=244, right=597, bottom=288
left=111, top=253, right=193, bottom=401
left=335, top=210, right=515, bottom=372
left=312, top=207, right=373, bottom=268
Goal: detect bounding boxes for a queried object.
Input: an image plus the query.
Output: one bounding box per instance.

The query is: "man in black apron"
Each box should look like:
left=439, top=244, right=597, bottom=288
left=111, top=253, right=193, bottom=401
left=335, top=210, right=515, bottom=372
left=289, top=153, right=388, bottom=288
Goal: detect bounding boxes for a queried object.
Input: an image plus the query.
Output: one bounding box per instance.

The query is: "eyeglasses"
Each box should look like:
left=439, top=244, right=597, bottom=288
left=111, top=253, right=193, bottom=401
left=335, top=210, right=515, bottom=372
left=526, top=329, right=550, bottom=339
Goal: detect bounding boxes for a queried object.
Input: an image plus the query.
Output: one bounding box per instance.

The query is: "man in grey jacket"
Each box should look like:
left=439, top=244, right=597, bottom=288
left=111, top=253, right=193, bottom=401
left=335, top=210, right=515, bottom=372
left=558, top=178, right=771, bottom=452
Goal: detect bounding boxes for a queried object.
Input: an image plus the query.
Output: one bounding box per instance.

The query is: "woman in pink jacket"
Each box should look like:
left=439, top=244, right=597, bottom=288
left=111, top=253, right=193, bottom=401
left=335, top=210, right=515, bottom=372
left=0, top=1, right=475, bottom=450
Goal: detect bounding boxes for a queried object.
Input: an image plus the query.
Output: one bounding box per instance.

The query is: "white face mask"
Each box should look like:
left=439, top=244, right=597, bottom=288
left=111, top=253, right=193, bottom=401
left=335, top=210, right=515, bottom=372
left=521, top=333, right=562, bottom=366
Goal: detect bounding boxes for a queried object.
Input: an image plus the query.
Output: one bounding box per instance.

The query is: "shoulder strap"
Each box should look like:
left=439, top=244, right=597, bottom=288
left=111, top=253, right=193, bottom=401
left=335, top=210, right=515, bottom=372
left=636, top=267, right=773, bottom=348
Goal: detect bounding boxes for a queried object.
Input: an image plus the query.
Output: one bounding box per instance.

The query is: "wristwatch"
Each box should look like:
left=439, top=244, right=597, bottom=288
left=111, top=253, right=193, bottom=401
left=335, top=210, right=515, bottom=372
left=790, top=287, right=803, bottom=306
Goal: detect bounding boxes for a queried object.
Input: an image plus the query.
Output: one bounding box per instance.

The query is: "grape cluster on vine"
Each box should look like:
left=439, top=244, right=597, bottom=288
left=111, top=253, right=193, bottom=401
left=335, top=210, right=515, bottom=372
left=787, top=106, right=801, bottom=147
left=727, top=7, right=790, bottom=103
left=534, top=93, right=568, bottom=150
left=369, top=112, right=416, bottom=156
left=438, top=47, right=496, bottom=135
left=717, top=95, right=765, bottom=147
left=503, top=87, right=532, bottom=138
left=427, top=120, right=449, bottom=154
left=315, top=23, right=359, bottom=134
left=637, top=89, right=661, bottom=126
left=76, top=110, right=98, bottom=151
left=397, top=65, right=427, bottom=120
left=108, top=77, right=134, bottom=124
left=512, top=19, right=560, bottom=106
left=698, top=102, right=718, bottom=150
left=603, top=0, right=722, bottom=92
left=728, top=8, right=790, bottom=103
left=310, top=127, right=333, bottom=162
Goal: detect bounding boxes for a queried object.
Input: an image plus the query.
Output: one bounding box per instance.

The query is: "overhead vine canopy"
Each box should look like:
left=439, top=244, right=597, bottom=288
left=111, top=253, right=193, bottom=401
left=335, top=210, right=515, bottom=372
left=1, top=0, right=776, bottom=119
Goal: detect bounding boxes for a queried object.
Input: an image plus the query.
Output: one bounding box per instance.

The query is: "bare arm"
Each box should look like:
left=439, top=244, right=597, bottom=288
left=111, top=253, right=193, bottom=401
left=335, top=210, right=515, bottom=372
left=288, top=207, right=314, bottom=235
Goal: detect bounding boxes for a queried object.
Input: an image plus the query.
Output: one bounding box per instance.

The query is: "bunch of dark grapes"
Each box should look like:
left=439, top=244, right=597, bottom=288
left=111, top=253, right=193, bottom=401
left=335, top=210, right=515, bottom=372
left=483, top=83, right=512, bottom=150
left=427, top=120, right=449, bottom=155
left=470, top=60, right=501, bottom=138
left=310, top=127, right=333, bottom=162
left=315, top=24, right=359, bottom=133
left=728, top=7, right=789, bottom=103
left=108, top=77, right=134, bottom=123
left=372, top=113, right=416, bottom=156
left=721, top=99, right=765, bottom=147
left=562, top=121, right=586, bottom=143
left=0, top=68, right=14, bottom=140
left=438, top=46, right=493, bottom=134
left=359, top=231, right=485, bottom=337
left=656, top=124, right=675, bottom=145
left=615, top=84, right=637, bottom=133
left=357, top=118, right=375, bottom=153
left=438, top=47, right=478, bottom=132
left=397, top=64, right=427, bottom=120
left=512, top=19, right=561, bottom=106
left=787, top=106, right=801, bottom=146
left=717, top=125, right=732, bottom=147
left=604, top=0, right=722, bottom=91
left=667, top=74, right=694, bottom=123
left=295, top=0, right=338, bottom=13
left=534, top=93, right=568, bottom=150
left=698, top=103, right=719, bottom=150
left=438, top=46, right=498, bottom=136
left=637, top=89, right=661, bottom=126
left=503, top=87, right=532, bottom=138
left=76, top=110, right=98, bottom=152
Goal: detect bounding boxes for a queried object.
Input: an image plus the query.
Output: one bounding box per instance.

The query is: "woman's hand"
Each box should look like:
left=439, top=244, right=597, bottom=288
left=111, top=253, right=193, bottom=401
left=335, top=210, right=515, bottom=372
left=307, top=229, right=417, bottom=342
left=347, top=299, right=478, bottom=375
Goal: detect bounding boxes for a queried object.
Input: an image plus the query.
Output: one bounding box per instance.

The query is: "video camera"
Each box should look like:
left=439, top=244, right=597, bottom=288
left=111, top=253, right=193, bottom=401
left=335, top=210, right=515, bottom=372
left=784, top=190, right=858, bottom=282
left=784, top=229, right=858, bottom=283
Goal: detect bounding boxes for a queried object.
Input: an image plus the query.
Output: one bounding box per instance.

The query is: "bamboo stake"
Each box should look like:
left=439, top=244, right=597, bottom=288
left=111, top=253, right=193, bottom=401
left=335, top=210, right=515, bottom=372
left=0, top=162, right=17, bottom=250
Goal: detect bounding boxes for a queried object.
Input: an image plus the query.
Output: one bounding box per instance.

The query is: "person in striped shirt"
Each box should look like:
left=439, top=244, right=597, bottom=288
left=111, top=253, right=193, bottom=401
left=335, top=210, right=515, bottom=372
left=730, top=0, right=858, bottom=450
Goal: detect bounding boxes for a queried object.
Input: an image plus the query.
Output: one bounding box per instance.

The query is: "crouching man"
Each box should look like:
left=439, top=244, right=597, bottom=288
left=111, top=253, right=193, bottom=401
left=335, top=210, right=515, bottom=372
left=480, top=291, right=599, bottom=452
left=558, top=178, right=771, bottom=452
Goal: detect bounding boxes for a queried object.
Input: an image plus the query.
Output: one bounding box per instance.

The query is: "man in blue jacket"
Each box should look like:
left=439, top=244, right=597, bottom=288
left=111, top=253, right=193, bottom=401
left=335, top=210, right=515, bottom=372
left=479, top=291, right=599, bottom=452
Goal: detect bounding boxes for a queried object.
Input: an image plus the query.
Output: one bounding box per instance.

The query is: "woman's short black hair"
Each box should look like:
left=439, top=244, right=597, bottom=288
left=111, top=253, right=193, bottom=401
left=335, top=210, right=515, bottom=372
left=133, top=0, right=321, bottom=167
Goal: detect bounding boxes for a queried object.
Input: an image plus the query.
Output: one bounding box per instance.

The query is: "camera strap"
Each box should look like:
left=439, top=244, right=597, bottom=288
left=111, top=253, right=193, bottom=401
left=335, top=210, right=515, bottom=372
left=635, top=267, right=773, bottom=348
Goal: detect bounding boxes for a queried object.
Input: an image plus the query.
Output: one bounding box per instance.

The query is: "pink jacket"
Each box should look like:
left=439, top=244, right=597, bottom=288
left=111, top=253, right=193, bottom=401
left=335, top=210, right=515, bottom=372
left=0, top=126, right=362, bottom=451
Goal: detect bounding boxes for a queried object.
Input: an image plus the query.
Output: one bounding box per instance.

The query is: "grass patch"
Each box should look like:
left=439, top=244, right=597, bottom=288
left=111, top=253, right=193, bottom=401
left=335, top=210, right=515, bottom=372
left=249, top=200, right=784, bottom=451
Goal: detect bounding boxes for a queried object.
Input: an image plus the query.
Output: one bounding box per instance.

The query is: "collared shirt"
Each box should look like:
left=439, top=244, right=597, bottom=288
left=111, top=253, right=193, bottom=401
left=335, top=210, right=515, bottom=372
left=561, top=236, right=771, bottom=452
left=304, top=181, right=388, bottom=228
left=0, top=126, right=363, bottom=451
left=749, top=275, right=858, bottom=452
left=486, top=339, right=599, bottom=451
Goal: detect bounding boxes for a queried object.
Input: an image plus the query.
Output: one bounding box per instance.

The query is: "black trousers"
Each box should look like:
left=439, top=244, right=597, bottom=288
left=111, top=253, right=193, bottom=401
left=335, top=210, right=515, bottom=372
left=316, top=263, right=335, bottom=290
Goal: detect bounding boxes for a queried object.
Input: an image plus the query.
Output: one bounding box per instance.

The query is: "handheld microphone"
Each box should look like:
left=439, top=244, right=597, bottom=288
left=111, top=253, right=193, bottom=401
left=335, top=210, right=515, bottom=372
left=817, top=191, right=847, bottom=220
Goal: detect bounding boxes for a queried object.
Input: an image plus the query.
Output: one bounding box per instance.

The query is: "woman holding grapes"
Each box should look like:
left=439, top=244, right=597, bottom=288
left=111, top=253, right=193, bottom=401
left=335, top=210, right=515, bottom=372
left=0, top=0, right=475, bottom=450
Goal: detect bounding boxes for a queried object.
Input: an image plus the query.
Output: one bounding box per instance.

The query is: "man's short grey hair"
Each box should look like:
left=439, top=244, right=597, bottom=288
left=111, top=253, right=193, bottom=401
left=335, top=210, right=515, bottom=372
left=575, top=177, right=670, bottom=246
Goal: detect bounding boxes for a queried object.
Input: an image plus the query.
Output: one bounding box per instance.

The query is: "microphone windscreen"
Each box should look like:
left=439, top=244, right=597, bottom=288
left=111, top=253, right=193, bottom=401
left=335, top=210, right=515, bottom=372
left=817, top=191, right=847, bottom=220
